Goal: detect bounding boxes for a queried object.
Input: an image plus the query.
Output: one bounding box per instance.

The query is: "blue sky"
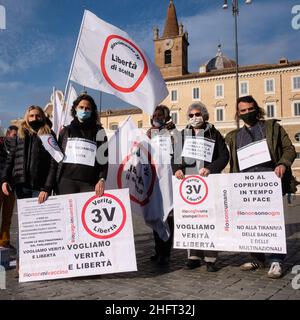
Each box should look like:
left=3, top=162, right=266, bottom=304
left=0, top=0, right=299, bottom=129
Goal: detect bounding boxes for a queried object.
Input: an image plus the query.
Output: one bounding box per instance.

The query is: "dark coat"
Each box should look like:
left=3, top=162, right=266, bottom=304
left=225, top=119, right=297, bottom=195
left=56, top=119, right=108, bottom=185
left=172, top=123, right=229, bottom=175
left=1, top=131, right=58, bottom=193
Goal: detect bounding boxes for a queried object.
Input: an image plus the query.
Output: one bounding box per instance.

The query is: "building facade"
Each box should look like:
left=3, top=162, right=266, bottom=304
left=99, top=0, right=300, bottom=179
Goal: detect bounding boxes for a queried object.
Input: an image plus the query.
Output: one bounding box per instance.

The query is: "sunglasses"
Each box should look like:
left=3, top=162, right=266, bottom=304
left=188, top=113, right=201, bottom=118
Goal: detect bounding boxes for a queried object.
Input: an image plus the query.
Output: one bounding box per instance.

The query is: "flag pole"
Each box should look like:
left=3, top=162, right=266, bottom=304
left=62, top=10, right=87, bottom=123
left=99, top=91, right=102, bottom=125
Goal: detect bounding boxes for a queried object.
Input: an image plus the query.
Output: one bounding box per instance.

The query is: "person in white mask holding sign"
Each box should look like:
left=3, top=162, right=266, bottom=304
left=146, top=105, right=179, bottom=266
left=173, top=102, right=229, bottom=272
left=1, top=106, right=58, bottom=203
left=55, top=94, right=108, bottom=196
left=226, top=95, right=296, bottom=279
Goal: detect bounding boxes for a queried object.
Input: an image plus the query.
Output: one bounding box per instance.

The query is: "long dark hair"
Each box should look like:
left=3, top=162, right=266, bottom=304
left=71, top=94, right=99, bottom=124
left=235, top=95, right=265, bottom=121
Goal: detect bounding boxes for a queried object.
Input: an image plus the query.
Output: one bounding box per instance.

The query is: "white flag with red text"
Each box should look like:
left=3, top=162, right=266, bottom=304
left=105, top=117, right=173, bottom=241
left=69, top=10, right=168, bottom=115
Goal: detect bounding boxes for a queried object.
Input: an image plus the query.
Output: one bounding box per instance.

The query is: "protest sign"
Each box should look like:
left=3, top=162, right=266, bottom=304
left=173, top=172, right=286, bottom=254
left=17, top=189, right=136, bottom=282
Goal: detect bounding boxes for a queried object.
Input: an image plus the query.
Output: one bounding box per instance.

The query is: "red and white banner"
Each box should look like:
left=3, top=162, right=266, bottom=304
left=173, top=172, right=286, bottom=254
left=17, top=189, right=136, bottom=282
left=69, top=10, right=168, bottom=115
left=105, top=117, right=173, bottom=241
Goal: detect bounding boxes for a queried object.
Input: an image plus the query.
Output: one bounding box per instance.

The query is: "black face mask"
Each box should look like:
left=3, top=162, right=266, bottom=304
left=29, top=120, right=44, bottom=132
left=239, top=110, right=258, bottom=126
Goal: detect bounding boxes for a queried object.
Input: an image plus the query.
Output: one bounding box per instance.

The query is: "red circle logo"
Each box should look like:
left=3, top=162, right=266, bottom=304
left=81, top=193, right=126, bottom=239
left=100, top=35, right=148, bottom=93
left=117, top=141, right=156, bottom=206
left=179, top=175, right=208, bottom=205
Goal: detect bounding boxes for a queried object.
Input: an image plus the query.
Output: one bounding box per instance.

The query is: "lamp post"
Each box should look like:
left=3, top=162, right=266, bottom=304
left=222, top=0, right=252, bottom=128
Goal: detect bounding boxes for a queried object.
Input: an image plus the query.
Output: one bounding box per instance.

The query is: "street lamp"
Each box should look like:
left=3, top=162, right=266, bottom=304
left=222, top=0, right=252, bottom=128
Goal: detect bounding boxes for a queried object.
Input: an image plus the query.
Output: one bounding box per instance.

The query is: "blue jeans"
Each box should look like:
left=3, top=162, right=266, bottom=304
left=15, top=185, right=40, bottom=200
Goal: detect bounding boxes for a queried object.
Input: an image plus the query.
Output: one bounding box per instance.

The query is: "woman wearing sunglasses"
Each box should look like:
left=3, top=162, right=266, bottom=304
left=173, top=102, right=229, bottom=272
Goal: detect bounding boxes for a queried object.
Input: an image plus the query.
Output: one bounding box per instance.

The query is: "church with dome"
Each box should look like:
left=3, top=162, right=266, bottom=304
left=98, top=0, right=300, bottom=177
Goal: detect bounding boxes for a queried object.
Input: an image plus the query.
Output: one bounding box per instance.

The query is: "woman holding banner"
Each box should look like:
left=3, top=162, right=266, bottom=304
left=173, top=102, right=229, bottom=272
left=55, top=94, right=108, bottom=196
left=146, top=105, right=179, bottom=266
left=1, top=106, right=58, bottom=203
left=1, top=106, right=60, bottom=277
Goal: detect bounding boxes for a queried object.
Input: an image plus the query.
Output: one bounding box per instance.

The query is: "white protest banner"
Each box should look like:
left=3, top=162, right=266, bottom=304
left=69, top=10, right=168, bottom=115
left=181, top=137, right=215, bottom=163
left=39, top=134, right=64, bottom=163
left=237, top=139, right=271, bottom=171
left=63, top=138, right=97, bottom=167
left=173, top=172, right=286, bottom=254
left=17, top=189, right=136, bottom=282
left=106, top=117, right=173, bottom=241
left=61, top=84, right=78, bottom=128
left=52, top=90, right=63, bottom=136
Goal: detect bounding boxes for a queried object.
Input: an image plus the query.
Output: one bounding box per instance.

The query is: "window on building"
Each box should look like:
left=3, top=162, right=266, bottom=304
left=265, top=79, right=275, bottom=93
left=296, top=152, right=300, bottom=159
left=294, top=102, right=300, bottom=116
left=266, top=104, right=275, bottom=118
left=138, top=120, right=143, bottom=128
left=240, top=82, right=249, bottom=96
left=170, top=111, right=178, bottom=124
left=216, top=107, right=224, bottom=122
left=165, top=50, right=172, bottom=64
left=192, top=87, right=200, bottom=100
left=293, top=76, right=300, bottom=90
left=171, top=90, right=178, bottom=102
left=295, top=132, right=300, bottom=142
left=215, top=84, right=224, bottom=98
left=110, top=123, right=118, bottom=130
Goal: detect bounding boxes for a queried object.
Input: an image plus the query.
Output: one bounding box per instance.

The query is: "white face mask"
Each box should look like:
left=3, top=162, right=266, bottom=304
left=189, top=116, right=204, bottom=128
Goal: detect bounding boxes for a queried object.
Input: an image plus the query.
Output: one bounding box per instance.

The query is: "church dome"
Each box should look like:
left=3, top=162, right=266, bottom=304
left=201, top=44, right=236, bottom=73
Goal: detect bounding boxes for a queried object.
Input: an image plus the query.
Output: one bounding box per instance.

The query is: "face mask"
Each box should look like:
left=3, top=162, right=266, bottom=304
left=239, top=110, right=258, bottom=126
left=29, top=120, right=44, bottom=132
left=76, top=109, right=91, bottom=121
left=152, top=119, right=165, bottom=128
left=189, top=116, right=204, bottom=128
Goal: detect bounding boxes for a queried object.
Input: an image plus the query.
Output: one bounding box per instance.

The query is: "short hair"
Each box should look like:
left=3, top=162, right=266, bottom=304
left=8, top=125, right=18, bottom=132
left=186, top=102, right=209, bottom=121
left=235, top=95, right=265, bottom=121
left=153, top=105, right=171, bottom=121
left=71, top=94, right=98, bottom=124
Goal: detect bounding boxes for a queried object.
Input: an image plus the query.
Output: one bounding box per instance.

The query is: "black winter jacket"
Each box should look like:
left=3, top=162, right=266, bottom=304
left=56, top=118, right=108, bottom=185
left=172, top=123, right=229, bottom=175
left=1, top=131, right=58, bottom=192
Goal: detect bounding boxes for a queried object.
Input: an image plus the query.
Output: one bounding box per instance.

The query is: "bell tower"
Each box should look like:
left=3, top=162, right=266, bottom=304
left=153, top=0, right=189, bottom=78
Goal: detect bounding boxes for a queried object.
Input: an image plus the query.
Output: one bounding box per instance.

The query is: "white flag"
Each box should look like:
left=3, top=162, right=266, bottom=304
left=52, top=91, right=63, bottom=135
left=61, top=84, right=78, bottom=128
left=69, top=10, right=168, bottom=115
left=105, top=117, right=173, bottom=241
left=39, top=135, right=64, bottom=163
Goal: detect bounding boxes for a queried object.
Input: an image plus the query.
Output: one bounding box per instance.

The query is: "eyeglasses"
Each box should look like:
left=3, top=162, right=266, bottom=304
left=188, top=113, right=201, bottom=118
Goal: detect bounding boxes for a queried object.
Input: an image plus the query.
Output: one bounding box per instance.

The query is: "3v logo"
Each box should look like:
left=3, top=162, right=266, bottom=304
left=92, top=207, right=116, bottom=223
left=186, top=185, right=201, bottom=194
